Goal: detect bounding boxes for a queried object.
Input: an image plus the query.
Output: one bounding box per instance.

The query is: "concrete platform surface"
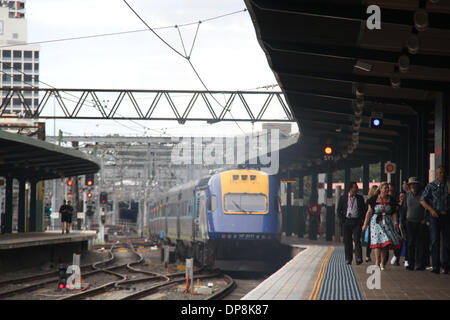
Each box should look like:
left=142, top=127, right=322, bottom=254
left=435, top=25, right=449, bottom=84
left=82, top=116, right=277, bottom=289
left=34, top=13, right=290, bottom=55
left=0, top=230, right=97, bottom=250
left=247, top=235, right=450, bottom=300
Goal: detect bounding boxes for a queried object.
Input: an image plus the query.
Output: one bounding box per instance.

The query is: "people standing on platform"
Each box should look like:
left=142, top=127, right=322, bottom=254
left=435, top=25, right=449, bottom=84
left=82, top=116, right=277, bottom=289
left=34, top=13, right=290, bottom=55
left=59, top=199, right=74, bottom=234
left=364, top=185, right=379, bottom=262
left=420, top=166, right=449, bottom=274
left=65, top=200, right=74, bottom=234
left=397, top=191, right=408, bottom=267
left=59, top=200, right=68, bottom=234
left=402, top=181, right=410, bottom=193
left=387, top=183, right=402, bottom=266
left=337, top=182, right=366, bottom=265
left=362, top=182, right=402, bottom=270
left=400, top=177, right=426, bottom=271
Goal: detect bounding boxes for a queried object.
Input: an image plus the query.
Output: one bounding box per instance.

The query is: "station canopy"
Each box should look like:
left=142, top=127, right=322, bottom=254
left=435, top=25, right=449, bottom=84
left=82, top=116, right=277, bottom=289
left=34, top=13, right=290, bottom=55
left=0, top=130, right=100, bottom=181
left=245, top=0, right=448, bottom=174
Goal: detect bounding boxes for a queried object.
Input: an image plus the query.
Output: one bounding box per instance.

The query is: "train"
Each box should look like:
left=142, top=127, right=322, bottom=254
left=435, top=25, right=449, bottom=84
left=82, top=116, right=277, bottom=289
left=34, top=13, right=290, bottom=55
left=148, top=169, right=282, bottom=269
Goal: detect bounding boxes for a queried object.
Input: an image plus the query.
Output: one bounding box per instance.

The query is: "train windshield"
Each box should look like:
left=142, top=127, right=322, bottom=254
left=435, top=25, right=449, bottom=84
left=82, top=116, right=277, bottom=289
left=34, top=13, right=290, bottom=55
left=224, top=193, right=267, bottom=213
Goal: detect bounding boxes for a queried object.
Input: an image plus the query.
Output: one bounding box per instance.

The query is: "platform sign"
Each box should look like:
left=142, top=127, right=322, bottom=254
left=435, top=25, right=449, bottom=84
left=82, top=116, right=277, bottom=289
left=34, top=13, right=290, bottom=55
left=308, top=203, right=321, bottom=215
left=384, top=161, right=396, bottom=183
left=384, top=161, right=396, bottom=174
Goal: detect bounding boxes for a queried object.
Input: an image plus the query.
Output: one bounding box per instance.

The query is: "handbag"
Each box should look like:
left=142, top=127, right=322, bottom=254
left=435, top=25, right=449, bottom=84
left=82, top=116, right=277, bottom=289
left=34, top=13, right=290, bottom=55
left=362, top=228, right=369, bottom=246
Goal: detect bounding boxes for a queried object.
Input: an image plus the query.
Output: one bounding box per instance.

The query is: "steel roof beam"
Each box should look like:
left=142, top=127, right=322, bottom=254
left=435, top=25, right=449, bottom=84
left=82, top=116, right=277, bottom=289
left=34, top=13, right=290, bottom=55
left=251, top=0, right=450, bottom=30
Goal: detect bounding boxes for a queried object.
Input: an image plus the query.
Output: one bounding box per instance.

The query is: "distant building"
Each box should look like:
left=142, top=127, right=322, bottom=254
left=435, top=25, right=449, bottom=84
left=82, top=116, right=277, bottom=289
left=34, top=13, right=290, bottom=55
left=0, top=1, right=39, bottom=116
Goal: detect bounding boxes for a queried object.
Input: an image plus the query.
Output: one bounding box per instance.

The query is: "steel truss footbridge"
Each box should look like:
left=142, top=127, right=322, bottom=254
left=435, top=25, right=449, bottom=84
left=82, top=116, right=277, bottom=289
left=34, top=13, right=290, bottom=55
left=1, top=88, right=294, bottom=124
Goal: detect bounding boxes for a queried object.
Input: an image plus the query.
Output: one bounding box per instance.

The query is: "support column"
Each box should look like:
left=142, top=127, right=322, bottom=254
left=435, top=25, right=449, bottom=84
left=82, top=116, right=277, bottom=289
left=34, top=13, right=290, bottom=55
left=18, top=179, right=26, bottom=233
left=411, top=117, right=418, bottom=177
left=297, top=174, right=304, bottom=238
left=309, top=172, right=318, bottom=240
left=380, top=161, right=387, bottom=182
left=417, top=111, right=427, bottom=184
left=399, top=129, right=408, bottom=188
left=311, top=172, right=318, bottom=203
left=5, top=177, right=13, bottom=233
left=286, top=181, right=292, bottom=236
left=326, top=170, right=334, bottom=241
left=363, top=164, right=369, bottom=200
left=30, top=180, right=37, bottom=232
left=344, top=167, right=350, bottom=193
left=435, top=93, right=448, bottom=171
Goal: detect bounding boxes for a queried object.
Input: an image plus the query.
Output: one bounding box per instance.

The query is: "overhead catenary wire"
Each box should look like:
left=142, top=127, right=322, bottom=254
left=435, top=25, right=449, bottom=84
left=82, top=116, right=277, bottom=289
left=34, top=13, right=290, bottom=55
left=2, top=4, right=252, bottom=136
left=0, top=8, right=247, bottom=49
left=121, top=0, right=247, bottom=135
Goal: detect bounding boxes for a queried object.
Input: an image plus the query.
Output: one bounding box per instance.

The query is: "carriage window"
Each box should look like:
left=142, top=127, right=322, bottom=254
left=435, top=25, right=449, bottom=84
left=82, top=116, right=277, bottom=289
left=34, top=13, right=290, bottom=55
left=224, top=193, right=267, bottom=212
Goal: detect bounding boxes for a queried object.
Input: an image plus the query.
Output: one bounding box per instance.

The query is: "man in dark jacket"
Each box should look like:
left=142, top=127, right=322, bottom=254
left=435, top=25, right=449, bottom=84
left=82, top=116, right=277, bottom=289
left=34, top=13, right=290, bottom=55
left=337, top=182, right=366, bottom=265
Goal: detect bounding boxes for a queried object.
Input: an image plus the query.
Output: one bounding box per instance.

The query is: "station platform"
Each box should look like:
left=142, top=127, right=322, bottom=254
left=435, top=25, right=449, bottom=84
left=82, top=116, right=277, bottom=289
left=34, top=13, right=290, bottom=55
left=0, top=230, right=97, bottom=274
left=243, top=236, right=450, bottom=300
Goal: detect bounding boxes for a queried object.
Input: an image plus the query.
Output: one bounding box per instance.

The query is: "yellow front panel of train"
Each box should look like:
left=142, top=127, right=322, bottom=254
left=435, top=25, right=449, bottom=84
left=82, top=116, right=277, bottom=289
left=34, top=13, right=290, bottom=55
left=220, top=170, right=269, bottom=214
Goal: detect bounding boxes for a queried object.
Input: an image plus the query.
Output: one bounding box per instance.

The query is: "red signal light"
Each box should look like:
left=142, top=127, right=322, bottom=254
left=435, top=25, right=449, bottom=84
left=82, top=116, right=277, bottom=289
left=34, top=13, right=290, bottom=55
left=87, top=180, right=93, bottom=186
left=65, top=284, right=70, bottom=289
left=67, top=180, right=73, bottom=186
left=67, top=193, right=72, bottom=198
left=59, top=283, right=64, bottom=289
left=87, top=192, right=93, bottom=198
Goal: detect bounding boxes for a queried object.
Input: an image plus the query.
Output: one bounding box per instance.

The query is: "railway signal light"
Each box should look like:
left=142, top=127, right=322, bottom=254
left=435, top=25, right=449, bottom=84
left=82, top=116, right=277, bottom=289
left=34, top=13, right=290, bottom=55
left=323, top=145, right=334, bottom=155
left=86, top=206, right=94, bottom=216
left=67, top=179, right=73, bottom=186
left=58, top=266, right=68, bottom=290
left=323, top=144, right=335, bottom=161
left=85, top=174, right=94, bottom=186
left=87, top=192, right=93, bottom=198
left=100, top=192, right=108, bottom=204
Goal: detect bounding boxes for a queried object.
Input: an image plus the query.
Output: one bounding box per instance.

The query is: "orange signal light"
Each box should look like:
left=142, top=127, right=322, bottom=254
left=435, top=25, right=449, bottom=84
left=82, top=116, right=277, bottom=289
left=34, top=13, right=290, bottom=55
left=324, top=146, right=333, bottom=155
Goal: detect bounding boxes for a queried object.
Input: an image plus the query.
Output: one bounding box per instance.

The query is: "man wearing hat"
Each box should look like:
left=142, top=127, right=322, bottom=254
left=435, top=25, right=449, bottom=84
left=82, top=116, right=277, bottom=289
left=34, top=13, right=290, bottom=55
left=400, top=177, right=426, bottom=270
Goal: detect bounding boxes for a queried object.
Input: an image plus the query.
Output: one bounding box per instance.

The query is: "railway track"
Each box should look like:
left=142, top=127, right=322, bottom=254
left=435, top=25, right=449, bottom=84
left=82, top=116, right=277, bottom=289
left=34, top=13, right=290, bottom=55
left=0, top=238, right=238, bottom=300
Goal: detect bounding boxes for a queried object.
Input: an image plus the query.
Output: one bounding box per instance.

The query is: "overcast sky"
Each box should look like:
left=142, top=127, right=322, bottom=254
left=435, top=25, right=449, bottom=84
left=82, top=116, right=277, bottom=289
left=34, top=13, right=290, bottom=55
left=24, top=0, right=296, bottom=138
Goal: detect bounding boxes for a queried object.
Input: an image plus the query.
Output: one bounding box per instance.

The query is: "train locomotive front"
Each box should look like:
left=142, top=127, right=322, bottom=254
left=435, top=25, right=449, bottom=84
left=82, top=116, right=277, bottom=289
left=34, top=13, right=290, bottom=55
left=148, top=169, right=282, bottom=269
left=206, top=169, right=282, bottom=269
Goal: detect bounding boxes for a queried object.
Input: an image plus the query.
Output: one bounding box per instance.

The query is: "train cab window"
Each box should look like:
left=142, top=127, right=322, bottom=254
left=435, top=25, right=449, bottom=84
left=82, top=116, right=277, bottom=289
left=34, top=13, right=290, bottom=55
left=224, top=193, right=267, bottom=212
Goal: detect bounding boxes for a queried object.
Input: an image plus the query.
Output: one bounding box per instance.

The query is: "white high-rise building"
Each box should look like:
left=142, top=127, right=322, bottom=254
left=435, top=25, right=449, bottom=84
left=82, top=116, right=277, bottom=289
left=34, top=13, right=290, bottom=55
left=0, top=1, right=39, bottom=116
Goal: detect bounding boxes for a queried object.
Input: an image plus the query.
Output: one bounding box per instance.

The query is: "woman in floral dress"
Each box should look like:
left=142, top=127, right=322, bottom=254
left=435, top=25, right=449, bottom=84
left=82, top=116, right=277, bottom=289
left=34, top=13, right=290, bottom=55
left=362, top=182, right=403, bottom=270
